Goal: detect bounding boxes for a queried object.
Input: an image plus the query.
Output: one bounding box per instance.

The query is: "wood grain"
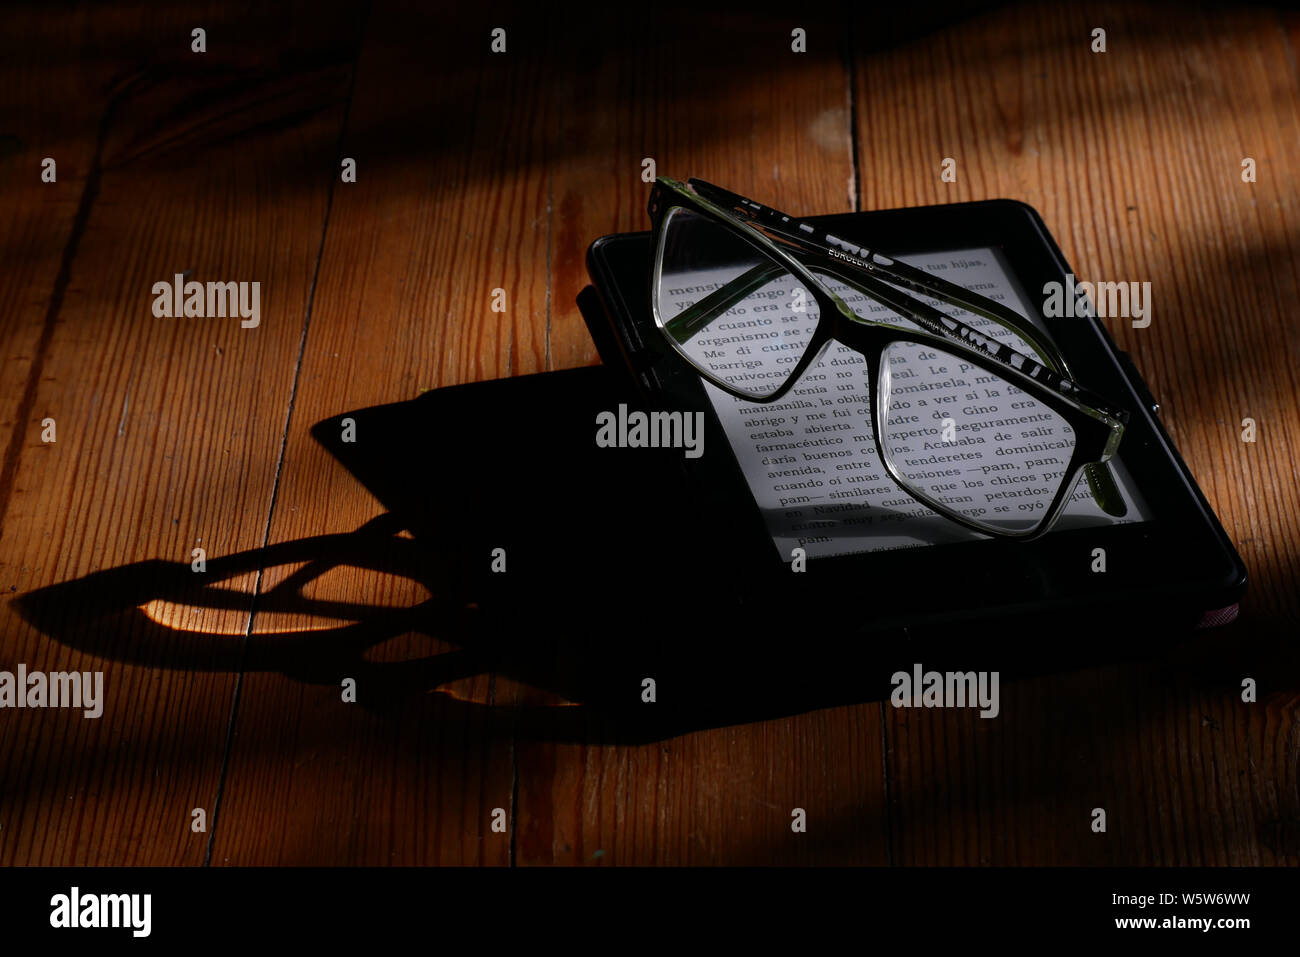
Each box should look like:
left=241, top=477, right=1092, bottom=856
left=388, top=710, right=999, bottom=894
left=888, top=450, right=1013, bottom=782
left=1, top=0, right=1297, bottom=867
left=205, top=0, right=549, bottom=865
left=0, top=5, right=107, bottom=494
left=853, top=1, right=1300, bottom=865
left=515, top=6, right=889, bottom=866
left=0, top=1, right=358, bottom=864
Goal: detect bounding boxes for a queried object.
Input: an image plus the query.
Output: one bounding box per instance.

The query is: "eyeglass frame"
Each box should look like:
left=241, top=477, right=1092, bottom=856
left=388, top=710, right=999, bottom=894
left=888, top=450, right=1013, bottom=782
left=646, top=176, right=1131, bottom=542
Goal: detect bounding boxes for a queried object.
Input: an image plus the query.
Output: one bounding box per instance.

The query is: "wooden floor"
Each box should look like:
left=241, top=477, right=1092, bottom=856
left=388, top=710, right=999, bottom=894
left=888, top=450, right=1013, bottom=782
left=1, top=0, right=1298, bottom=865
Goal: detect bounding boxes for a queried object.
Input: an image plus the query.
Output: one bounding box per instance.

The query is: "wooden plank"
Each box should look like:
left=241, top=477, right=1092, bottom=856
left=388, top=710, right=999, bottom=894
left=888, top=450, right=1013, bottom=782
left=205, top=1, right=551, bottom=865
left=515, top=8, right=889, bottom=866
left=6, top=0, right=1294, bottom=870
left=0, top=2, right=120, bottom=539
left=853, top=1, right=1300, bottom=864
left=0, top=2, right=359, bottom=864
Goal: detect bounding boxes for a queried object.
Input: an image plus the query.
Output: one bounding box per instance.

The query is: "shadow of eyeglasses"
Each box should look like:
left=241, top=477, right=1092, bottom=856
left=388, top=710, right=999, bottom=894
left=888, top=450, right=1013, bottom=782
left=15, top=363, right=1170, bottom=745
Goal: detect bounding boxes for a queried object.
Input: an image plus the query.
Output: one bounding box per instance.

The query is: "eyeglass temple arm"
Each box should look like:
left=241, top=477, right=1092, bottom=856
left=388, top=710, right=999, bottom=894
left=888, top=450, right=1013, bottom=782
left=665, top=259, right=1066, bottom=393
left=818, top=261, right=1123, bottom=415
left=688, top=179, right=1066, bottom=369
left=663, top=257, right=1127, bottom=437
left=684, top=178, right=1127, bottom=517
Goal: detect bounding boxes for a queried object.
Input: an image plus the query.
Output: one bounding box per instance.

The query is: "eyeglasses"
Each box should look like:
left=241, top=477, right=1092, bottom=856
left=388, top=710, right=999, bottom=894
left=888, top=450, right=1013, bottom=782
left=646, top=177, right=1131, bottom=540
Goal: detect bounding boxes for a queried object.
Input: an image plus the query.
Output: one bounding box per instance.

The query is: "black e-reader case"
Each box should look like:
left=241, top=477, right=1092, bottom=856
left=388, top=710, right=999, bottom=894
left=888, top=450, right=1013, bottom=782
left=290, top=199, right=1248, bottom=731
left=579, top=198, right=1246, bottom=654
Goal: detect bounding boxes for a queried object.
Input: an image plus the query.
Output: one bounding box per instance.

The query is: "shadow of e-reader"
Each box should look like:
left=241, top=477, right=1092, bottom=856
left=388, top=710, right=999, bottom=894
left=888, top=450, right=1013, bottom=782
left=581, top=197, right=1246, bottom=649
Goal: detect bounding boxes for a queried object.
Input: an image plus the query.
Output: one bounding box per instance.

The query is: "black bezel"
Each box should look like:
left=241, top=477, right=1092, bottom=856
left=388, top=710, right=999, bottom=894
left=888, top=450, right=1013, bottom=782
left=584, top=198, right=1247, bottom=636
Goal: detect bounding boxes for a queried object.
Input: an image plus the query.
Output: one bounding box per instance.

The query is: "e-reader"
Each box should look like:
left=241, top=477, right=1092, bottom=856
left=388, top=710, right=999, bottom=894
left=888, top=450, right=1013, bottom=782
left=581, top=198, right=1246, bottom=643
